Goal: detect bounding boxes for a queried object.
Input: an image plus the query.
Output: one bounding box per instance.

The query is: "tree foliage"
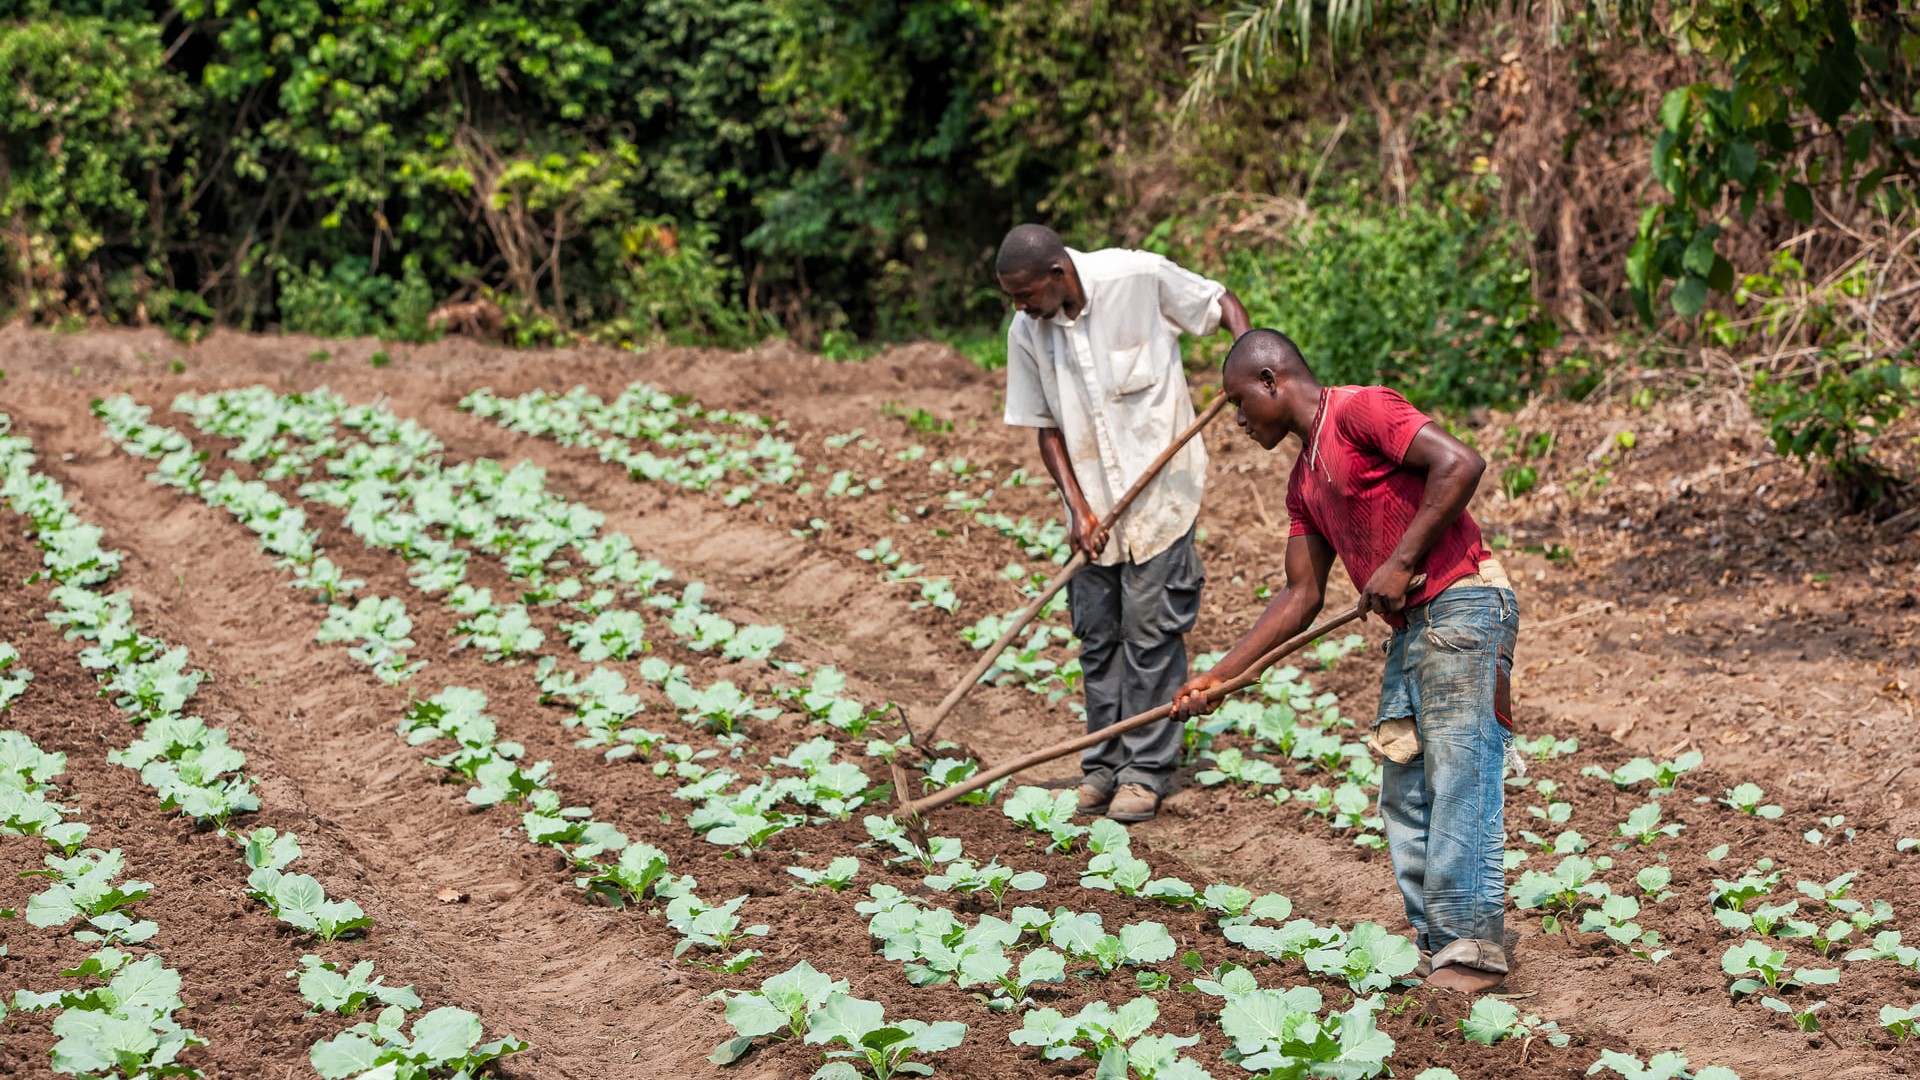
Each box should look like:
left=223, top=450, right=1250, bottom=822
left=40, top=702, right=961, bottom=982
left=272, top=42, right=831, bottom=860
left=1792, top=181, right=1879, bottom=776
left=1629, top=0, right=1918, bottom=320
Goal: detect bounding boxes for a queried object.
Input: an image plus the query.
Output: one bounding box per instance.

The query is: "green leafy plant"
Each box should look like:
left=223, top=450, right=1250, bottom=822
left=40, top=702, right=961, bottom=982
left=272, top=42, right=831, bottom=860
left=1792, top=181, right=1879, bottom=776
left=245, top=868, right=372, bottom=941
left=1196, top=747, right=1285, bottom=788
left=1616, top=802, right=1683, bottom=846
left=1711, top=859, right=1783, bottom=912
left=1759, top=994, right=1827, bottom=1032
left=1882, top=1002, right=1920, bottom=1042
left=1585, top=1049, right=1742, bottom=1080
left=1513, top=733, right=1579, bottom=760
left=0, top=643, right=32, bottom=708
left=1002, top=786, right=1088, bottom=853
left=1300, top=922, right=1421, bottom=993
left=1750, top=358, right=1919, bottom=507
left=1845, top=930, right=1920, bottom=970
left=1009, top=997, right=1163, bottom=1062
left=11, top=951, right=205, bottom=1079
left=665, top=892, right=769, bottom=956
left=923, top=860, right=1046, bottom=911
left=1219, top=986, right=1396, bottom=1078
left=289, top=955, right=423, bottom=1016
left=1583, top=752, right=1703, bottom=794
left=788, top=856, right=861, bottom=892
left=1714, top=898, right=1815, bottom=940
left=1511, top=855, right=1610, bottom=932
left=1720, top=783, right=1784, bottom=819
left=709, top=961, right=851, bottom=1064
left=803, top=993, right=967, bottom=1080
left=1721, top=939, right=1838, bottom=999
left=23, top=849, right=151, bottom=929
left=1581, top=893, right=1671, bottom=963
left=308, top=1006, right=526, bottom=1079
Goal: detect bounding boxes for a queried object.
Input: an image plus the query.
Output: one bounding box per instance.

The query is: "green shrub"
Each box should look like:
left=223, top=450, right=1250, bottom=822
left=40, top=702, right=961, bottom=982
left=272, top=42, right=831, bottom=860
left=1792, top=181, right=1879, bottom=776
left=600, top=218, right=774, bottom=350
left=275, top=257, right=436, bottom=342
left=0, top=16, right=187, bottom=319
left=1750, top=356, right=1919, bottom=509
left=1152, top=200, right=1558, bottom=410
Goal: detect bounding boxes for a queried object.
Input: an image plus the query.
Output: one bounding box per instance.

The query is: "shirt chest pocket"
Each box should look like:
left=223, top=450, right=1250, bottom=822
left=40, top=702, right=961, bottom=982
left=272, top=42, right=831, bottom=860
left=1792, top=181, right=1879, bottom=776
left=1105, top=341, right=1161, bottom=398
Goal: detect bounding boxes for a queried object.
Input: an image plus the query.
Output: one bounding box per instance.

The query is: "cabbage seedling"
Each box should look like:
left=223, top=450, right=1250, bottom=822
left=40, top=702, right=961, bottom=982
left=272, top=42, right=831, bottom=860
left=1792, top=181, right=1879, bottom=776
left=803, top=992, right=967, bottom=1080
left=788, top=856, right=860, bottom=892
left=0, top=644, right=32, bottom=708
left=1882, top=1002, right=1920, bottom=1042
left=1720, top=783, right=1784, bottom=819
left=308, top=1005, right=526, bottom=1080
left=1582, top=751, right=1703, bottom=793
left=1721, top=939, right=1838, bottom=998
left=1585, top=1049, right=1742, bottom=1080
left=922, top=860, right=1045, bottom=911
left=1615, top=802, right=1683, bottom=846
left=709, top=961, right=851, bottom=1063
left=1844, top=930, right=1920, bottom=970
left=289, top=955, right=422, bottom=1016
left=1002, top=786, right=1087, bottom=853
left=22, top=849, right=151, bottom=929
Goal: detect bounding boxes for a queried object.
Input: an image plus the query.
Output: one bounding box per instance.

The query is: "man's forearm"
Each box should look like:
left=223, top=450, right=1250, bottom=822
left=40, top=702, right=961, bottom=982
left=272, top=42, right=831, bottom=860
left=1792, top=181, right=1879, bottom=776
left=1208, top=587, right=1322, bottom=685
left=1037, top=428, right=1093, bottom=522
left=1219, top=289, right=1252, bottom=339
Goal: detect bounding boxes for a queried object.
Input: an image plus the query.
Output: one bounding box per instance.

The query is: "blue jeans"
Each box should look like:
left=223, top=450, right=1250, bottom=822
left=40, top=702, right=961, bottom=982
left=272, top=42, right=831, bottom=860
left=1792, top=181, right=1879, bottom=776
left=1376, top=585, right=1518, bottom=974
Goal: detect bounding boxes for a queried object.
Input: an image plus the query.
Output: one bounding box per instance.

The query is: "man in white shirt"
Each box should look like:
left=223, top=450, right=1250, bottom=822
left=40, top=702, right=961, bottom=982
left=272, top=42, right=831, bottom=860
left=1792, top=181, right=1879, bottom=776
left=996, top=223, right=1250, bottom=822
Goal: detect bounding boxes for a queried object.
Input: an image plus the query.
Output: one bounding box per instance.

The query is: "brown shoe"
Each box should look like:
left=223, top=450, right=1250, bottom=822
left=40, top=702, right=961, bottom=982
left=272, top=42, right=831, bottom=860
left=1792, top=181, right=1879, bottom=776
left=1076, top=782, right=1112, bottom=816
left=1106, top=783, right=1160, bottom=823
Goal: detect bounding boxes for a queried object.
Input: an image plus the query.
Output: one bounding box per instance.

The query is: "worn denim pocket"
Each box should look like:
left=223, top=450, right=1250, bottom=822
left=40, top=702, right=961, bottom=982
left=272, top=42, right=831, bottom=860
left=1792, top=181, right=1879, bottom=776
left=1423, top=594, right=1495, bottom=653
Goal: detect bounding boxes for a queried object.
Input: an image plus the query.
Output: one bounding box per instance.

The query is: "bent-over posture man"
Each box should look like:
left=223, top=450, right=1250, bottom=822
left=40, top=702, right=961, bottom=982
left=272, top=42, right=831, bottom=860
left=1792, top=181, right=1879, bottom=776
left=997, top=224, right=1251, bottom=823
left=1172, top=329, right=1517, bottom=992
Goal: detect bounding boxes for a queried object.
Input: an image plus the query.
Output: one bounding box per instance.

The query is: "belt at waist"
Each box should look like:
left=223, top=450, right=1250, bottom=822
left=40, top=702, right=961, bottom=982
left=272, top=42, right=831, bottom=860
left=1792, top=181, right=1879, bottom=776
left=1439, top=555, right=1513, bottom=595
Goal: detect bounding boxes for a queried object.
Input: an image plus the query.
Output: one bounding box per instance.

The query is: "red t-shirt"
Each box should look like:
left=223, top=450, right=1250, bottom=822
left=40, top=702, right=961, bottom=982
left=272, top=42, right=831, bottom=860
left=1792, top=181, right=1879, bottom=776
left=1285, top=386, right=1489, bottom=629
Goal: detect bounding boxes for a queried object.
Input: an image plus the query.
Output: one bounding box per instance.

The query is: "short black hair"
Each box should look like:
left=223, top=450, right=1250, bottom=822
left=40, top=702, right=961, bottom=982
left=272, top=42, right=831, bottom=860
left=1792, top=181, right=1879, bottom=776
left=1224, top=328, right=1314, bottom=384
left=996, top=224, right=1067, bottom=279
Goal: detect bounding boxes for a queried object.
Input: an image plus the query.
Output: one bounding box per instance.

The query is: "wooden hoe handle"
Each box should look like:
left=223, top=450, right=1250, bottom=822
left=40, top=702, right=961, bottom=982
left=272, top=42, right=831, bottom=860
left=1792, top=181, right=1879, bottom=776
left=901, top=600, right=1371, bottom=820
left=912, top=394, right=1228, bottom=746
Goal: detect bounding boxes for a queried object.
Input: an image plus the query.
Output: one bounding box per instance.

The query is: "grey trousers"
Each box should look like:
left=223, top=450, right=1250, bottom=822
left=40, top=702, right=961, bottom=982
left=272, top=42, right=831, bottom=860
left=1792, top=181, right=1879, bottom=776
left=1069, top=528, right=1204, bottom=796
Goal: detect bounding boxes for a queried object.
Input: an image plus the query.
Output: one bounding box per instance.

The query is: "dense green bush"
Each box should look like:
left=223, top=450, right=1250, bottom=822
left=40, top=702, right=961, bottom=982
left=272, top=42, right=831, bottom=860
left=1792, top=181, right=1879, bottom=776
left=0, top=2, right=805, bottom=338
left=276, top=257, right=436, bottom=342
left=0, top=16, right=187, bottom=318
left=1150, top=200, right=1558, bottom=410
left=23, top=0, right=1906, bottom=457
left=0, top=1, right=1574, bottom=397
left=1751, top=357, right=1919, bottom=508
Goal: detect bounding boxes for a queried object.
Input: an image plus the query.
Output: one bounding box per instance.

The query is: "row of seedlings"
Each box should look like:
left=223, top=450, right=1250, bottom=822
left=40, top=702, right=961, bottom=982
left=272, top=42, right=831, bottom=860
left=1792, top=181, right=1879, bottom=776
left=5, top=412, right=526, bottom=1078
left=460, top=384, right=982, bottom=614
left=1507, top=743, right=1920, bottom=1043
left=103, top=391, right=972, bottom=1077
left=0, top=639, right=205, bottom=1078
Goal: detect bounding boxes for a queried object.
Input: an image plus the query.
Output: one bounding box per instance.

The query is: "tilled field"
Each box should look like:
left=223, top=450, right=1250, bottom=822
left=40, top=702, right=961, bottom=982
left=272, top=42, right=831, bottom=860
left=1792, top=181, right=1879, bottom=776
left=0, top=326, right=1915, bottom=1080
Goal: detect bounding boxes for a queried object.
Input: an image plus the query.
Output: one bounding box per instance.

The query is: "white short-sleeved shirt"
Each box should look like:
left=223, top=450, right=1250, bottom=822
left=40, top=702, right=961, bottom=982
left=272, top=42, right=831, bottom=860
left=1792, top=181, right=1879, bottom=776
left=1003, top=247, right=1225, bottom=566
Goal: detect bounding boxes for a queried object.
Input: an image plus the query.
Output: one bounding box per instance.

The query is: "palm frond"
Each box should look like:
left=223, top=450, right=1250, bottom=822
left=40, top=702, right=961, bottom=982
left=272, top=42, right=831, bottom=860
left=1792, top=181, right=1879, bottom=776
left=1177, top=2, right=1299, bottom=120
left=1173, top=0, right=1421, bottom=121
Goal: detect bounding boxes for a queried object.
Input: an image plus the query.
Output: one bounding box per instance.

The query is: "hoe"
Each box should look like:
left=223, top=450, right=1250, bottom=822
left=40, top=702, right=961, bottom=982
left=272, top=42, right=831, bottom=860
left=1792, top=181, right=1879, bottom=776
left=904, top=394, right=1227, bottom=751
left=890, top=588, right=1404, bottom=846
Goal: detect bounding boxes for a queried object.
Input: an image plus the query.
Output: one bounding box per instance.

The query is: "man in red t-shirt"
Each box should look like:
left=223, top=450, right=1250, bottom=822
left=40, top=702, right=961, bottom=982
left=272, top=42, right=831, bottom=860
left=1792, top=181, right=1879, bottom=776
left=1172, top=329, right=1519, bottom=994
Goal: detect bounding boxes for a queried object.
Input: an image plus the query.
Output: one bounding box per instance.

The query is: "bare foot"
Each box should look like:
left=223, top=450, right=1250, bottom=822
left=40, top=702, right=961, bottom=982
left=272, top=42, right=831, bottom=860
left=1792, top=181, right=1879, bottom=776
left=1424, top=965, right=1506, bottom=994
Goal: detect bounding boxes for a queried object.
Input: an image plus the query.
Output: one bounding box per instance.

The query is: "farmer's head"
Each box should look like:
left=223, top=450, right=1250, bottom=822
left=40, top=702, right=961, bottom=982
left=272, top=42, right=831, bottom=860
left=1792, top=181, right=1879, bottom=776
left=1223, top=329, right=1319, bottom=451
left=996, top=225, right=1078, bottom=321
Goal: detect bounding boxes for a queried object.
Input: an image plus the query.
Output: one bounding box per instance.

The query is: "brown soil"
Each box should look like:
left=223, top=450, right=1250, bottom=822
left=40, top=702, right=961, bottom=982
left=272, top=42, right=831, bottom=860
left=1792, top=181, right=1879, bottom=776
left=0, top=324, right=1915, bottom=1080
